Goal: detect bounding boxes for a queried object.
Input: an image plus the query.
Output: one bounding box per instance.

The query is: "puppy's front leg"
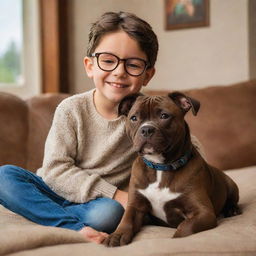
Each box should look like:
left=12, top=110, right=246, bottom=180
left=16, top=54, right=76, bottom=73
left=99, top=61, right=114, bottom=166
left=104, top=205, right=145, bottom=247
left=173, top=210, right=217, bottom=238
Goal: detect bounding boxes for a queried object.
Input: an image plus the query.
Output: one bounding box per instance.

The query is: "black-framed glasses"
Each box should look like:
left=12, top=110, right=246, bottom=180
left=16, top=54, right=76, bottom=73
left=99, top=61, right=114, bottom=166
left=90, top=52, right=149, bottom=77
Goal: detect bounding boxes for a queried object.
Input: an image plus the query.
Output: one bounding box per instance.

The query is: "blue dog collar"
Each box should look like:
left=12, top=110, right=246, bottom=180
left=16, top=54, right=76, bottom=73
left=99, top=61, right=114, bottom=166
left=142, top=151, right=192, bottom=171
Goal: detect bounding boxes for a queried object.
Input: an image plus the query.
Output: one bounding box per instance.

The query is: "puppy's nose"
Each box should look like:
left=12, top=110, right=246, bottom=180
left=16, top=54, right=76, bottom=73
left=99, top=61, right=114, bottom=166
left=141, top=125, right=155, bottom=138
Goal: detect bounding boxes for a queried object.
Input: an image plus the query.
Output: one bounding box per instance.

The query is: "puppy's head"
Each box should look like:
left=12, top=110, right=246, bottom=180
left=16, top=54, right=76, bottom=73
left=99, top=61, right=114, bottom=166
left=118, top=92, right=200, bottom=160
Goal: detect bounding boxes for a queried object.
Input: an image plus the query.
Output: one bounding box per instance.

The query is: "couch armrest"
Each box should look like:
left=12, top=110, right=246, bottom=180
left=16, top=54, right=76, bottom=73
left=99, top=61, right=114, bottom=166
left=0, top=92, right=28, bottom=168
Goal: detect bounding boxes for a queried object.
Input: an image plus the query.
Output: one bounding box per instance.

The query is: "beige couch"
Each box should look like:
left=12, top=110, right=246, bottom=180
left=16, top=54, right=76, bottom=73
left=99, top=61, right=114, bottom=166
left=0, top=80, right=256, bottom=256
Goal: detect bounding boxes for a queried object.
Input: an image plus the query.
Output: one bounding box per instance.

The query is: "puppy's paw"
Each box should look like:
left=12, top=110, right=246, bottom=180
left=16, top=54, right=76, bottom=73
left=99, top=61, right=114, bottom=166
left=103, top=231, right=133, bottom=247
left=223, top=205, right=242, bottom=218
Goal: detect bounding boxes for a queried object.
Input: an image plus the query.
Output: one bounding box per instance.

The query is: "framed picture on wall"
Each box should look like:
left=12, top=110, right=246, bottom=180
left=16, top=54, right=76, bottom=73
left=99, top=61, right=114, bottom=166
left=165, top=0, right=209, bottom=30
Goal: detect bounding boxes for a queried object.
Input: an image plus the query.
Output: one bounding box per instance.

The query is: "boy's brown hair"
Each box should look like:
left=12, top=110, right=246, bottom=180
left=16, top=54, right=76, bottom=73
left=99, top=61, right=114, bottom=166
left=87, top=11, right=159, bottom=68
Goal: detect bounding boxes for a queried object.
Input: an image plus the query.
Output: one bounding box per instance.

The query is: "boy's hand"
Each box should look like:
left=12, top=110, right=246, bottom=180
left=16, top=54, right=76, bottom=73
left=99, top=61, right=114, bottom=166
left=113, top=189, right=128, bottom=209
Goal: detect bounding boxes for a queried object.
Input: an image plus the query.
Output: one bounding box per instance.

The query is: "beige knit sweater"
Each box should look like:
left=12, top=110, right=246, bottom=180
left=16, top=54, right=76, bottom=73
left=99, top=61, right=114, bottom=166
left=37, top=89, right=136, bottom=203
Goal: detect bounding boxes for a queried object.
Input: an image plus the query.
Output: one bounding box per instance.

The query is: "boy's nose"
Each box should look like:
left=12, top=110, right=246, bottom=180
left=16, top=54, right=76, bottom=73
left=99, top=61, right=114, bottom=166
left=112, top=61, right=126, bottom=76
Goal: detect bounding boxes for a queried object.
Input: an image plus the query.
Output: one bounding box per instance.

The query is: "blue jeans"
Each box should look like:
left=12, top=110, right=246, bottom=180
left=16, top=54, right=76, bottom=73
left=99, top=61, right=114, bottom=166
left=0, top=165, right=124, bottom=233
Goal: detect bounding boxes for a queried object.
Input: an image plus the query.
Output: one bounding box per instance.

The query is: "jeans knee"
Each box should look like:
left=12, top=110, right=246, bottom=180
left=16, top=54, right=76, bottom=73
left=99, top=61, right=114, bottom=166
left=0, top=165, right=19, bottom=180
left=86, top=198, right=124, bottom=234
left=0, top=164, right=24, bottom=177
left=0, top=165, right=26, bottom=194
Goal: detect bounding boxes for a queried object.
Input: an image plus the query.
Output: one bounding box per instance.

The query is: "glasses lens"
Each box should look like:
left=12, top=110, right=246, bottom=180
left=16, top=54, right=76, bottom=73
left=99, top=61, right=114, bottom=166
left=98, top=53, right=118, bottom=71
left=125, top=59, right=146, bottom=76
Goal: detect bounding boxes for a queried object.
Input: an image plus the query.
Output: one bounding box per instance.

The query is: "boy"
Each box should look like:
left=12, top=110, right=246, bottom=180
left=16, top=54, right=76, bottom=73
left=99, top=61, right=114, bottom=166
left=0, top=11, right=158, bottom=244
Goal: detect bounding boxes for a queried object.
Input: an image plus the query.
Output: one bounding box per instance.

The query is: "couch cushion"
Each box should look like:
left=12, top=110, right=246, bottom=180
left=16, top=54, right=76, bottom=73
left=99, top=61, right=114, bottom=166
left=26, top=93, right=69, bottom=172
left=146, top=80, right=256, bottom=170
left=0, top=92, right=28, bottom=168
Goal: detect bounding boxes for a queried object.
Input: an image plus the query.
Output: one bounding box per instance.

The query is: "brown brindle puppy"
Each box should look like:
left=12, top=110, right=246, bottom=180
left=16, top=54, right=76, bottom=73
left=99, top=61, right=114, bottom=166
left=104, top=92, right=241, bottom=247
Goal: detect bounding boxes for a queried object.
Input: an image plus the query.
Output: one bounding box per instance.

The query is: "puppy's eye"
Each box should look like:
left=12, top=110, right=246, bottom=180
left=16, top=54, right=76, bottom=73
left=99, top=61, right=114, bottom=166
left=130, top=115, right=137, bottom=122
left=160, top=113, right=170, bottom=119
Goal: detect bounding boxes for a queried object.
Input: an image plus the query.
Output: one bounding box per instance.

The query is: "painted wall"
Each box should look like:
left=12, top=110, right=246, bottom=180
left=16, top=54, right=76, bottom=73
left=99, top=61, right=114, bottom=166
left=69, top=0, right=249, bottom=93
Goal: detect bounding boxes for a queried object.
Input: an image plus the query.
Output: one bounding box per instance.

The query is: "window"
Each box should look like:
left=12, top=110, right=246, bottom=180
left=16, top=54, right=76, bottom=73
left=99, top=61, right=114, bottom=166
left=0, top=0, right=41, bottom=98
left=0, top=0, right=23, bottom=85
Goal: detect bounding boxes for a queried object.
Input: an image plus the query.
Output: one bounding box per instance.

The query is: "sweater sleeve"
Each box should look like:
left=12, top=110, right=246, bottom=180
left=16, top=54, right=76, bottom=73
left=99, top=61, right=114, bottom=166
left=37, top=101, right=117, bottom=203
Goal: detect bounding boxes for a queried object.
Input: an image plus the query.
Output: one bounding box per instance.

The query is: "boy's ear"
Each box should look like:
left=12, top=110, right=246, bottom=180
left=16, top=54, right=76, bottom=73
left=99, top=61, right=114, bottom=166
left=142, top=67, right=155, bottom=87
left=168, top=92, right=200, bottom=116
left=118, top=93, right=143, bottom=116
left=84, top=57, right=94, bottom=78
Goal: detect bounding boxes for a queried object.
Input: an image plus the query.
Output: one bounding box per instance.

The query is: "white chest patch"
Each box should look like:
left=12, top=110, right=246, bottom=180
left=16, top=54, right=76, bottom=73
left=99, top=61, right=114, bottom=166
left=138, top=171, right=181, bottom=223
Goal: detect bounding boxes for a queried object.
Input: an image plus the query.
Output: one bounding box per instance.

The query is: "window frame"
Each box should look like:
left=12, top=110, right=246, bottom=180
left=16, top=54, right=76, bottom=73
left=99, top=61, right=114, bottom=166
left=0, top=0, right=69, bottom=98
left=40, top=0, right=69, bottom=93
left=0, top=0, right=41, bottom=98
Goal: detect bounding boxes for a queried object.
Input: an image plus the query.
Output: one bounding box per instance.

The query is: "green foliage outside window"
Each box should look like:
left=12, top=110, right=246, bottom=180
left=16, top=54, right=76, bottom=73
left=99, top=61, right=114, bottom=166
left=0, top=41, right=21, bottom=84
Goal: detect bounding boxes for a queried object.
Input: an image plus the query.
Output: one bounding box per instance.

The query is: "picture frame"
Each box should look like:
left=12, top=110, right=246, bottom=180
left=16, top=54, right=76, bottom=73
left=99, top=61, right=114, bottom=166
left=165, top=0, right=210, bottom=30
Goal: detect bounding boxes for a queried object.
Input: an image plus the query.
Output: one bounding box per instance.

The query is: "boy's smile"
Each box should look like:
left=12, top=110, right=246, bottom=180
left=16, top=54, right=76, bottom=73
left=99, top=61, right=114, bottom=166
left=84, top=30, right=155, bottom=119
left=106, top=81, right=129, bottom=89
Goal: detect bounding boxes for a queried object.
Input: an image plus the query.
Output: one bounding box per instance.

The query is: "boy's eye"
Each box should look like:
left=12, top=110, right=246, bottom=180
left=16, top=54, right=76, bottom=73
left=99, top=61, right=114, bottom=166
left=130, top=115, right=137, bottom=122
left=126, top=60, right=144, bottom=70
left=101, top=59, right=115, bottom=64
left=127, top=63, right=141, bottom=69
left=160, top=113, right=170, bottom=119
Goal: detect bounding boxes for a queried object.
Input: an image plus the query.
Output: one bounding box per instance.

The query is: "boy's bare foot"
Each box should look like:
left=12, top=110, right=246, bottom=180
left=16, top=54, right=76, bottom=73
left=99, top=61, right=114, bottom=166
left=79, top=226, right=109, bottom=244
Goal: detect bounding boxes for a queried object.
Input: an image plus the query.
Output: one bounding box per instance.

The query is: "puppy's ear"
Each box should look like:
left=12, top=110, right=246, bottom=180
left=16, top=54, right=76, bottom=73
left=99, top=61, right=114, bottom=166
left=118, top=93, right=143, bottom=116
left=168, top=92, right=200, bottom=116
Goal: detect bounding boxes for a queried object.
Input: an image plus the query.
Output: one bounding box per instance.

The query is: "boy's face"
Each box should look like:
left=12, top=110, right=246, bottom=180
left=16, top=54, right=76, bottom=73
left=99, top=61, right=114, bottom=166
left=84, top=30, right=155, bottom=105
